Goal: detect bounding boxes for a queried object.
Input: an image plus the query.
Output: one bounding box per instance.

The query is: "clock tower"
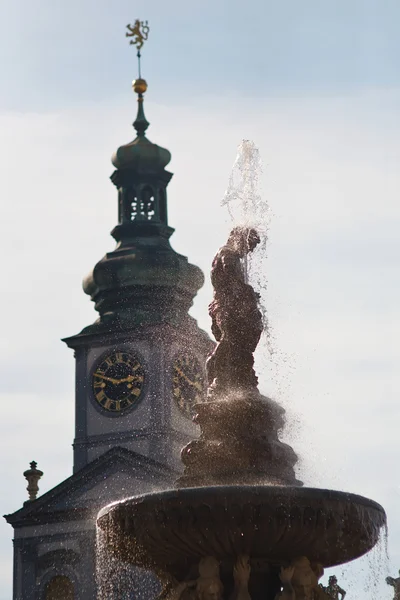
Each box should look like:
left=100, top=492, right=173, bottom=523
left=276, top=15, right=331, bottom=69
left=63, top=76, right=211, bottom=474
left=5, top=59, right=212, bottom=600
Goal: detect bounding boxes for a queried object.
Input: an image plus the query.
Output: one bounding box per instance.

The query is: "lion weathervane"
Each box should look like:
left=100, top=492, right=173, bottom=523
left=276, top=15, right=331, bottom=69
left=126, top=20, right=150, bottom=78
left=126, top=20, right=150, bottom=50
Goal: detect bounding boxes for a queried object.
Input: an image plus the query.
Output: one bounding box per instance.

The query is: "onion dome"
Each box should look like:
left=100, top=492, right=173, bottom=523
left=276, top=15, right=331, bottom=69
left=112, top=79, right=171, bottom=173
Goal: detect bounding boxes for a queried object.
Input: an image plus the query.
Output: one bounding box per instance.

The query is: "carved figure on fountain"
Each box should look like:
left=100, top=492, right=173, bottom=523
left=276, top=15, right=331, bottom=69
left=179, top=226, right=300, bottom=487
left=232, top=555, right=252, bottom=600
left=162, top=556, right=255, bottom=600
left=207, top=226, right=263, bottom=394
left=276, top=558, right=330, bottom=600
left=162, top=556, right=334, bottom=600
left=386, top=571, right=400, bottom=600
left=196, top=557, right=224, bottom=600
left=320, top=576, right=346, bottom=600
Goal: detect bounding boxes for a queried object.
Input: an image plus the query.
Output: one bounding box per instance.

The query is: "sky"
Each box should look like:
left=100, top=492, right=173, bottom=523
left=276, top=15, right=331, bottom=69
left=1, top=1, right=400, bottom=598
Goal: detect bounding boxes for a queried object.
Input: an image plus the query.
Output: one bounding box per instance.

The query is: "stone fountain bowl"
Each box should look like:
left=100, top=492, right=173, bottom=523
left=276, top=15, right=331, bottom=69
left=97, top=485, right=386, bottom=580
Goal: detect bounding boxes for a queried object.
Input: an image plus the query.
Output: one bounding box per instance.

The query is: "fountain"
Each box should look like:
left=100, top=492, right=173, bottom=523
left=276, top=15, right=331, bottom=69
left=97, top=214, right=386, bottom=599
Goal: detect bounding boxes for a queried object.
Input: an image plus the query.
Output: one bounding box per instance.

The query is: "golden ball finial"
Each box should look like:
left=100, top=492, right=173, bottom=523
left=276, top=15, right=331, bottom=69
left=132, top=78, right=148, bottom=94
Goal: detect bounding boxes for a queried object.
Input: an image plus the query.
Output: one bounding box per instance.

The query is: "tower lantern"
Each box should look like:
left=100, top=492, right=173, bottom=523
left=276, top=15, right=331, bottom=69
left=81, top=21, right=204, bottom=331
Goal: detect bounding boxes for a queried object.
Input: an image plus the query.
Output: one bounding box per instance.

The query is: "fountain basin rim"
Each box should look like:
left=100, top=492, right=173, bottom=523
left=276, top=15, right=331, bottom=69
left=97, top=485, right=386, bottom=521
left=97, top=485, right=386, bottom=575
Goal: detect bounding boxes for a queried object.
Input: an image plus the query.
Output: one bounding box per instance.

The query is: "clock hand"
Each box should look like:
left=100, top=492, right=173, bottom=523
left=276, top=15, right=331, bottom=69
left=94, top=373, right=142, bottom=385
left=94, top=373, right=122, bottom=384
left=118, top=375, right=143, bottom=384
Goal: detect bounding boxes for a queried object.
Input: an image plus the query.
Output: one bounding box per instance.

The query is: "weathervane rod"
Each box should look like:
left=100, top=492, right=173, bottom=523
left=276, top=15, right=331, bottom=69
left=126, top=19, right=150, bottom=79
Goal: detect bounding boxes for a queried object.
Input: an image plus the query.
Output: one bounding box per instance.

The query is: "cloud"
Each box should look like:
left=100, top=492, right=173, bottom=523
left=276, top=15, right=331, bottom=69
left=0, top=89, right=399, bottom=598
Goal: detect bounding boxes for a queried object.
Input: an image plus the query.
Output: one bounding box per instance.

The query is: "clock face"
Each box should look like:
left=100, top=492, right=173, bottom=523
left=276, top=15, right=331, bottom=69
left=92, top=352, right=145, bottom=413
left=172, top=354, right=205, bottom=417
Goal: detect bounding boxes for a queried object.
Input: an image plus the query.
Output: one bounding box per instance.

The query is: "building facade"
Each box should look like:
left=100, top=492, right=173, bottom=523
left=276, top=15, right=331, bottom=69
left=5, top=76, right=212, bottom=599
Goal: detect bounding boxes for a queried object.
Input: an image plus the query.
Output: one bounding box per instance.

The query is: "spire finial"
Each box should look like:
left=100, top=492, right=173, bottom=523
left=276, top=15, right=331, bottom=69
left=126, top=20, right=150, bottom=137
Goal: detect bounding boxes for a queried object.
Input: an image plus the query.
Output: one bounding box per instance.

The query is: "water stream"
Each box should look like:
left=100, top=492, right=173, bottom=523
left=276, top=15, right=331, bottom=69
left=221, top=140, right=298, bottom=439
left=221, top=140, right=271, bottom=335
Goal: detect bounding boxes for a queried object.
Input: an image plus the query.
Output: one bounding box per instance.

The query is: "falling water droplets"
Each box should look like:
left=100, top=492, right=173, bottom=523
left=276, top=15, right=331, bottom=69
left=322, top=527, right=392, bottom=600
left=222, top=140, right=265, bottom=227
left=221, top=139, right=296, bottom=405
left=96, top=525, right=161, bottom=600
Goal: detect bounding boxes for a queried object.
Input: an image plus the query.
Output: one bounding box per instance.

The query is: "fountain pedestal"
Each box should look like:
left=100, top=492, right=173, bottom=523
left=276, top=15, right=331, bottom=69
left=179, top=391, right=300, bottom=487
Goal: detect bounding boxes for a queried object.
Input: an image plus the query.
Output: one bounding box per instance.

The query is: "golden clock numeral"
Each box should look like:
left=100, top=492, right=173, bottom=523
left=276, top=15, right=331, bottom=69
left=132, top=362, right=141, bottom=372
left=115, top=353, right=124, bottom=363
left=93, top=380, right=103, bottom=388
left=105, top=357, right=114, bottom=367
left=104, top=398, right=112, bottom=410
left=96, top=390, right=106, bottom=401
left=115, top=401, right=121, bottom=411
left=131, top=387, right=142, bottom=397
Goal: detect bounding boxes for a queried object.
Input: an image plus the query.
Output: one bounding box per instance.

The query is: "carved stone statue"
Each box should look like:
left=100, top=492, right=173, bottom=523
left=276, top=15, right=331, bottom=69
left=206, top=226, right=263, bottom=395
left=321, top=576, right=346, bottom=600
left=196, top=556, right=224, bottom=600
left=386, top=571, right=400, bottom=600
left=162, top=557, right=223, bottom=600
left=231, top=555, right=252, bottom=600
left=179, top=225, right=300, bottom=487
left=162, top=555, right=252, bottom=600
left=275, top=557, right=328, bottom=600
left=164, top=580, right=197, bottom=600
left=276, top=565, right=296, bottom=600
